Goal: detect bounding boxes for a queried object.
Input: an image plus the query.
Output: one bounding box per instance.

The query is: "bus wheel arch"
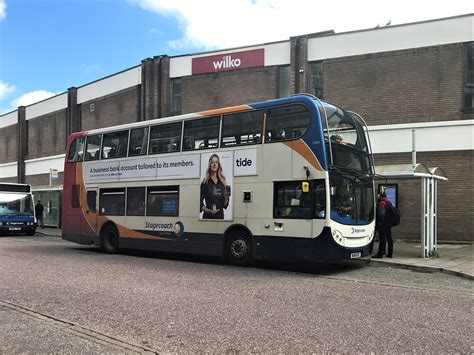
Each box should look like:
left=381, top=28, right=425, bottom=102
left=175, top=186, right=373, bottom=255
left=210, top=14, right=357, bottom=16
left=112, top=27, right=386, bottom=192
left=224, top=224, right=253, bottom=266
left=100, top=222, right=119, bottom=254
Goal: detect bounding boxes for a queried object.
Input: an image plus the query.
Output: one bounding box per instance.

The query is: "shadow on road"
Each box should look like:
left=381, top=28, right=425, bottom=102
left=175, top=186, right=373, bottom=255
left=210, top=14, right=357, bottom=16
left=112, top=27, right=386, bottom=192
left=73, top=245, right=368, bottom=277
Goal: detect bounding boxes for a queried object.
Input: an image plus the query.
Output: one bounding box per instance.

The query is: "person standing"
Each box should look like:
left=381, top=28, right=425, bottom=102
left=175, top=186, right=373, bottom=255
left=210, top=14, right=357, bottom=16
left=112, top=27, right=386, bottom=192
left=35, top=200, right=45, bottom=229
left=373, top=192, right=394, bottom=258
left=200, top=154, right=229, bottom=219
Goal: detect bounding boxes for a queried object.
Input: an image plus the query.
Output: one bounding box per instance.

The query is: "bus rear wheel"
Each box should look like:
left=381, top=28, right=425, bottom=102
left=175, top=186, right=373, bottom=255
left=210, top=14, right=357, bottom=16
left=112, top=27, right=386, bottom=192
left=226, top=231, right=252, bottom=266
left=101, top=225, right=119, bottom=254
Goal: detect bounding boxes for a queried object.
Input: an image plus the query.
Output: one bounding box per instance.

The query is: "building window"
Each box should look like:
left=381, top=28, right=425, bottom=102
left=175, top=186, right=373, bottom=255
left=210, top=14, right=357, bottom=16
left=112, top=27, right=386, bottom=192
left=309, top=61, right=323, bottom=99
left=171, top=78, right=182, bottom=115
left=464, top=42, right=474, bottom=110
left=278, top=65, right=290, bottom=98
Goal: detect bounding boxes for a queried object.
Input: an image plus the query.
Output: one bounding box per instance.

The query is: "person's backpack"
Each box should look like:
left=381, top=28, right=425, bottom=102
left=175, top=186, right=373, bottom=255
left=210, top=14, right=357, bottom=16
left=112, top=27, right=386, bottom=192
left=386, top=202, right=401, bottom=227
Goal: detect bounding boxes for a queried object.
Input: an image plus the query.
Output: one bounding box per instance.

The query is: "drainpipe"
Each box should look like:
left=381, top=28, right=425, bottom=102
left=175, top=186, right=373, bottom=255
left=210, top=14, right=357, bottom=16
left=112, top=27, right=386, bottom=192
left=412, top=129, right=416, bottom=169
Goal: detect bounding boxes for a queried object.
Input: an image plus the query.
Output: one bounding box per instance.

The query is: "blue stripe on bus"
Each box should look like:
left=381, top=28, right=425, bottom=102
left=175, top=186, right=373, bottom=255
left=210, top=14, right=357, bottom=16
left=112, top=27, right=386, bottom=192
left=0, top=216, right=35, bottom=222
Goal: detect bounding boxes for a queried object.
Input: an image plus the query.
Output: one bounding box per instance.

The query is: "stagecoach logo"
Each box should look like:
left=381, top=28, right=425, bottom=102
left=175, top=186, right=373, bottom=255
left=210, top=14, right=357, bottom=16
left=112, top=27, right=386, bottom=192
left=351, top=227, right=365, bottom=234
left=145, top=221, right=184, bottom=237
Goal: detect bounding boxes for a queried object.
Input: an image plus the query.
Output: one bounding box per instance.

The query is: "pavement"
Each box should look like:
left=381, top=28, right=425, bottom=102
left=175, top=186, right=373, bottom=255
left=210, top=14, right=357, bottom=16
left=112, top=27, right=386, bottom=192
left=36, top=227, right=473, bottom=280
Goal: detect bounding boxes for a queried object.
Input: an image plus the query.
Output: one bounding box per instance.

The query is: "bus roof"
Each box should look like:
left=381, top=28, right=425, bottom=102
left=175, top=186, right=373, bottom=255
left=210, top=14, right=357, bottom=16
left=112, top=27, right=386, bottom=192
left=77, top=94, right=322, bottom=137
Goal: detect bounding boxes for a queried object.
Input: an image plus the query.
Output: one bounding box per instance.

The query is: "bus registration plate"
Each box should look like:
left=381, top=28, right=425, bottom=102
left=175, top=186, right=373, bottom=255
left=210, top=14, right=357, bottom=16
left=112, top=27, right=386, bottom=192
left=9, top=227, right=21, bottom=231
left=350, top=252, right=362, bottom=259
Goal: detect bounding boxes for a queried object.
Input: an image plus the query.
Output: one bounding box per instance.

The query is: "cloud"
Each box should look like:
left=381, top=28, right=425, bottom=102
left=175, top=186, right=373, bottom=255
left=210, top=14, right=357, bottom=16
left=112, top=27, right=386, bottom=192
left=12, top=90, right=58, bottom=108
left=0, top=81, right=16, bottom=100
left=131, top=0, right=474, bottom=50
left=0, top=0, right=5, bottom=21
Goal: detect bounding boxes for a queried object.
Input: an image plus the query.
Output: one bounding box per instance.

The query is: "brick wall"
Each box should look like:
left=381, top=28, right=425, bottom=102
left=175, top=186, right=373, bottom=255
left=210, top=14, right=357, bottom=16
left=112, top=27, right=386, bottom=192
left=0, top=124, right=18, bottom=163
left=25, top=172, right=64, bottom=187
left=324, top=43, right=471, bottom=125
left=181, top=66, right=278, bottom=114
left=81, top=86, right=140, bottom=131
left=374, top=150, right=473, bottom=241
left=0, top=177, right=18, bottom=183
left=27, top=110, right=67, bottom=160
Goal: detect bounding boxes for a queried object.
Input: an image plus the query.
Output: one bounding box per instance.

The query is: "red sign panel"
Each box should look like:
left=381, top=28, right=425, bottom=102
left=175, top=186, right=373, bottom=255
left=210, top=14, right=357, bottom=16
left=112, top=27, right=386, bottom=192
left=192, top=48, right=264, bottom=75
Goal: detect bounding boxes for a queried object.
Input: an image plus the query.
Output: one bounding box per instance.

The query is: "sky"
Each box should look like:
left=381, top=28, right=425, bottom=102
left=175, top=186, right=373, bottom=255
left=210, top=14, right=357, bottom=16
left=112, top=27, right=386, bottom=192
left=0, top=0, right=472, bottom=115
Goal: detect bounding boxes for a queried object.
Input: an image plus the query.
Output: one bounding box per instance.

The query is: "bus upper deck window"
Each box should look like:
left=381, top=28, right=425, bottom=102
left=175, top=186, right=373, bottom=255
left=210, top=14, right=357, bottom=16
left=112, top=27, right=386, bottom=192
left=67, top=137, right=85, bottom=162
left=84, top=135, right=102, bottom=161
left=265, top=104, right=310, bottom=143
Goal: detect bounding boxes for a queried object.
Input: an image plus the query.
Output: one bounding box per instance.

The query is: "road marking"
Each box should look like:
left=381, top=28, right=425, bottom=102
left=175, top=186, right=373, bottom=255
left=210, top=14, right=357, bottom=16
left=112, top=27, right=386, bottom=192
left=0, top=300, right=159, bottom=354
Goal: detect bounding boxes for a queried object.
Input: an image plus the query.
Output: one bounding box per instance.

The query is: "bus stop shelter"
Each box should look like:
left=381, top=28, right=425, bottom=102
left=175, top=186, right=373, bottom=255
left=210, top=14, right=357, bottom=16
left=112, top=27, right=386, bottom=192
left=374, top=163, right=448, bottom=258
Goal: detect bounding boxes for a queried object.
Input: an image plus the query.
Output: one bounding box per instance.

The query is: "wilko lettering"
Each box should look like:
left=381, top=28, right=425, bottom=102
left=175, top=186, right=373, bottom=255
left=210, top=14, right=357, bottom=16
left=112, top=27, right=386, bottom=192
left=213, top=55, right=242, bottom=70
left=192, top=48, right=264, bottom=75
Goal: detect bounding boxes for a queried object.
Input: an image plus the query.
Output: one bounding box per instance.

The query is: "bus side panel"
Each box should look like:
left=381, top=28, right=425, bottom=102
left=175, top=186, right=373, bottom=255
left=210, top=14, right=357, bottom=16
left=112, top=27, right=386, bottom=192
left=253, top=227, right=372, bottom=262
left=62, top=161, right=96, bottom=244
left=119, top=231, right=224, bottom=256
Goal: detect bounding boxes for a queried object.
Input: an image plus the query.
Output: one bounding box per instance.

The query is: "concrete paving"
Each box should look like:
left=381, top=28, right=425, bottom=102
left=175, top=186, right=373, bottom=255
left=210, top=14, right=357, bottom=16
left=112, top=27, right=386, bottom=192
left=37, top=227, right=473, bottom=279
left=369, top=239, right=473, bottom=280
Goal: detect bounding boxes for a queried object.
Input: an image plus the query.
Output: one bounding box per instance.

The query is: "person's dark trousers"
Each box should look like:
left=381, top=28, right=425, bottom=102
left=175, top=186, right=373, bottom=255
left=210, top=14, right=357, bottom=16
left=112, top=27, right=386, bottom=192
left=377, top=229, right=386, bottom=256
left=377, top=226, right=393, bottom=257
left=385, top=226, right=393, bottom=257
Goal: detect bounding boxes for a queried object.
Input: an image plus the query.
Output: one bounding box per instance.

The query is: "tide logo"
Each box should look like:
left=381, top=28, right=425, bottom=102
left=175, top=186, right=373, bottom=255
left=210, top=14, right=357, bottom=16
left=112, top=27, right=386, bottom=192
left=213, top=55, right=242, bottom=70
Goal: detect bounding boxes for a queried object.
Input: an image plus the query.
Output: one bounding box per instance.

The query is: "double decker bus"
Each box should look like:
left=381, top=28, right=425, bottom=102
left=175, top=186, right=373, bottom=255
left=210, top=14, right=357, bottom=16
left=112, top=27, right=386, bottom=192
left=0, top=183, right=36, bottom=236
left=62, top=94, right=375, bottom=265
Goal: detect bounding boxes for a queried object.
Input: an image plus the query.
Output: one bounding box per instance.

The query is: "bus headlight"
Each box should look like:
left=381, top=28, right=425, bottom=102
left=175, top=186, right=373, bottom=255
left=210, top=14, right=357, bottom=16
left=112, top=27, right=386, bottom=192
left=332, top=229, right=343, bottom=242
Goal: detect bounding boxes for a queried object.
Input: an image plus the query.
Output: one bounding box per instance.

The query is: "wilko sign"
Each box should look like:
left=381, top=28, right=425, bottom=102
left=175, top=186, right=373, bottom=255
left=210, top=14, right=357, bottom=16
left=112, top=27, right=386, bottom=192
left=192, top=48, right=264, bottom=75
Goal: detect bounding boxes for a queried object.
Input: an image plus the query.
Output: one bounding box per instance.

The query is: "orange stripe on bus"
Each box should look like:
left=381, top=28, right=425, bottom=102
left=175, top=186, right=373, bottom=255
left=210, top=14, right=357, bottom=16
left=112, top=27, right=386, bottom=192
left=283, top=140, right=323, bottom=171
left=76, top=162, right=168, bottom=240
left=198, top=105, right=251, bottom=116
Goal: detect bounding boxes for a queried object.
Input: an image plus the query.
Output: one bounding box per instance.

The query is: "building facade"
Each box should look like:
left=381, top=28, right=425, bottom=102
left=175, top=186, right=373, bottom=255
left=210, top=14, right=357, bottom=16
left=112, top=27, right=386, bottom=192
left=0, top=14, right=472, bottom=240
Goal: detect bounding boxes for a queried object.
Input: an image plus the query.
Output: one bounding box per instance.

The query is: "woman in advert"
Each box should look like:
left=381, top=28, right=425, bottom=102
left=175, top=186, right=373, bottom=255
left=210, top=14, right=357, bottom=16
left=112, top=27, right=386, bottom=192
left=200, top=154, right=229, bottom=219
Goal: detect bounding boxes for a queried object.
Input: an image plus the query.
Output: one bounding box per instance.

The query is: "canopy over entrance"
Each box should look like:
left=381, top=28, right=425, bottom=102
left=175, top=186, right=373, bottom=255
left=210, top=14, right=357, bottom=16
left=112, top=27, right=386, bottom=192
left=374, top=163, right=448, bottom=258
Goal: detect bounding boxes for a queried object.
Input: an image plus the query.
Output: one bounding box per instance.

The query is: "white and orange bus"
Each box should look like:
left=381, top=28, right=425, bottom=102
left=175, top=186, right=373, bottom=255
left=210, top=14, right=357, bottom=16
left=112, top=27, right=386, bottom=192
left=62, top=94, right=375, bottom=265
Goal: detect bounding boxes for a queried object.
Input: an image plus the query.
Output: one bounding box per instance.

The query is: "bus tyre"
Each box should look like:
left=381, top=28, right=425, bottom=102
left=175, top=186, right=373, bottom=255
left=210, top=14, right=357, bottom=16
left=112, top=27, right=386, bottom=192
left=226, top=232, right=252, bottom=266
left=26, top=228, right=36, bottom=236
left=101, top=225, right=119, bottom=254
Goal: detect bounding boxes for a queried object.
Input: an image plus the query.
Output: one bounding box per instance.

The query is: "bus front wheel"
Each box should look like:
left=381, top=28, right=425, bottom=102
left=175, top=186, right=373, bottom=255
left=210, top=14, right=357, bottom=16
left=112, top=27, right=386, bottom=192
left=101, top=225, right=119, bottom=254
left=226, top=231, right=252, bottom=266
